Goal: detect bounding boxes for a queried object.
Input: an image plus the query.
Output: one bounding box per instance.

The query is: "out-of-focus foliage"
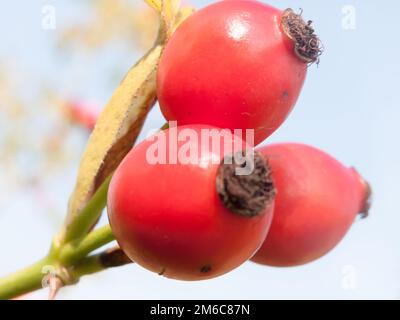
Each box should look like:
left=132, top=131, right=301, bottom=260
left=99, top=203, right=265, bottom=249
left=0, top=0, right=157, bottom=223
left=59, top=0, right=158, bottom=52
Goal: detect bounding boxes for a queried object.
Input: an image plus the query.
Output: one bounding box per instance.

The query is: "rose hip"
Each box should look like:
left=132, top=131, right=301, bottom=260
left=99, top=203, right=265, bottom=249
left=251, top=143, right=371, bottom=267
left=157, top=0, right=322, bottom=145
left=107, top=125, right=276, bottom=280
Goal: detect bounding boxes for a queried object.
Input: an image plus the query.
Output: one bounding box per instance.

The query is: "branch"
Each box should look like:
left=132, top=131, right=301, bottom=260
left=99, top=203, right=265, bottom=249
left=0, top=2, right=196, bottom=300
left=0, top=257, right=51, bottom=300
left=60, top=225, right=115, bottom=266
left=0, top=226, right=115, bottom=300
left=61, top=176, right=111, bottom=243
left=70, top=247, right=132, bottom=280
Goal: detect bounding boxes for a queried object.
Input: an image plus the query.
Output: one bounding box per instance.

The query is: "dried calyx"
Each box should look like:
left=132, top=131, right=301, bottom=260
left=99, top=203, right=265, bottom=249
left=281, top=8, right=323, bottom=64
left=216, top=151, right=276, bottom=217
left=359, top=181, right=372, bottom=219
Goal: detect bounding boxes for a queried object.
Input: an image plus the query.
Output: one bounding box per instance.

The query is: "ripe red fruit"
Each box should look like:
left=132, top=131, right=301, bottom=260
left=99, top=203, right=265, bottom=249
left=157, top=0, right=321, bottom=145
left=107, top=125, right=275, bottom=280
left=251, top=143, right=371, bottom=267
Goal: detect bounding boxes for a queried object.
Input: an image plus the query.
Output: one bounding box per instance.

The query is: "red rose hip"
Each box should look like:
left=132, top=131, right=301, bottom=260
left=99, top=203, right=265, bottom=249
left=251, top=143, right=371, bottom=267
left=157, top=0, right=321, bottom=145
left=107, top=125, right=275, bottom=280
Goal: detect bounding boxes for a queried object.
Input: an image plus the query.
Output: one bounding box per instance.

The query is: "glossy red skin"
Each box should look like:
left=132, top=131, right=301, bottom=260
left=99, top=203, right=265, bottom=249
left=252, top=143, right=368, bottom=267
left=108, top=125, right=274, bottom=280
left=157, top=0, right=307, bottom=145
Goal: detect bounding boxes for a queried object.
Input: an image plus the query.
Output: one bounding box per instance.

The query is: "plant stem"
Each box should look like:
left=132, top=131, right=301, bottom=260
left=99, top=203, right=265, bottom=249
left=0, top=226, right=115, bottom=300
left=70, top=247, right=132, bottom=280
left=0, top=257, right=51, bottom=300
left=62, top=176, right=112, bottom=243
left=60, top=225, right=115, bottom=266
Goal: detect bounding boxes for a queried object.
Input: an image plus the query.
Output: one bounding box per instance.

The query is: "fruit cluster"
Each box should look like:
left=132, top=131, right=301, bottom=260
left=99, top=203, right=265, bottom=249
left=107, top=0, right=370, bottom=280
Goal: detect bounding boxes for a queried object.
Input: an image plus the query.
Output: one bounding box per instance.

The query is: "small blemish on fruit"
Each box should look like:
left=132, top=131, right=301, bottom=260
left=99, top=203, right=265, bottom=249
left=282, top=91, right=289, bottom=100
left=159, top=267, right=166, bottom=276
left=200, top=265, right=212, bottom=273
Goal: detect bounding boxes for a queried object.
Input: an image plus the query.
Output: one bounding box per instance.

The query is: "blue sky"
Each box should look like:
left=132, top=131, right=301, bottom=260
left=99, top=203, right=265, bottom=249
left=0, top=0, right=399, bottom=299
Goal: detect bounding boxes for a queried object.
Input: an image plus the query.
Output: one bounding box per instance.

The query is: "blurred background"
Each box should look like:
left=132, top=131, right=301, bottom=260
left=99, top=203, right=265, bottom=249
left=0, top=0, right=398, bottom=299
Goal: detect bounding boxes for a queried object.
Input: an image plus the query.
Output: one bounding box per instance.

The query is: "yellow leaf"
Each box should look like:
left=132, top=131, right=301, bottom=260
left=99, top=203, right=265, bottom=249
left=164, top=0, right=181, bottom=24
left=173, top=6, right=196, bottom=31
left=63, top=45, right=162, bottom=241
left=145, top=0, right=182, bottom=34
left=144, top=0, right=162, bottom=12
left=61, top=0, right=195, bottom=243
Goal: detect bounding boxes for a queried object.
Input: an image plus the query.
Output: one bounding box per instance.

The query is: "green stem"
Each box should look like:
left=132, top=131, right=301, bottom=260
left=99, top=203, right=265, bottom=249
left=60, top=225, right=115, bottom=266
left=62, top=176, right=112, bottom=243
left=0, top=121, right=167, bottom=301
left=0, top=226, right=115, bottom=300
left=0, top=257, right=51, bottom=300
